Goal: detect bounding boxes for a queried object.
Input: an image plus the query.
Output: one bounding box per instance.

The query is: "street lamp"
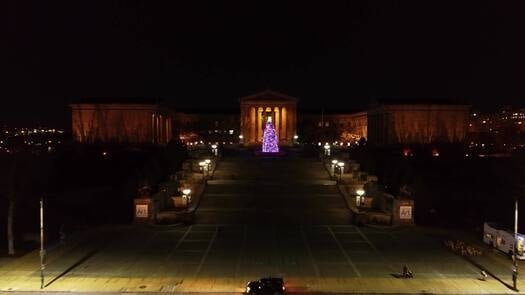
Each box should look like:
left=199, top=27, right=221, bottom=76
left=356, top=189, right=365, bottom=207
left=204, top=159, right=212, bottom=176
left=199, top=161, right=207, bottom=176
left=331, top=159, right=338, bottom=176
left=337, top=161, right=345, bottom=181
left=40, top=197, right=45, bottom=289
left=293, top=134, right=298, bottom=144
left=182, top=189, right=191, bottom=195
left=513, top=198, right=519, bottom=291
left=182, top=188, right=191, bottom=204
left=239, top=134, right=244, bottom=144
left=324, top=143, right=331, bottom=156
left=211, top=144, right=218, bottom=156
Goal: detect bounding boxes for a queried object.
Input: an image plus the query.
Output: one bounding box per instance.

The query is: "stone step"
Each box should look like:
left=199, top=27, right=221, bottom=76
left=202, top=193, right=342, bottom=198
left=207, top=179, right=336, bottom=185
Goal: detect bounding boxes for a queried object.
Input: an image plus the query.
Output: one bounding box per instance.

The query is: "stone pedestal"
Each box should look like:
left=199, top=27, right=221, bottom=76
left=134, top=198, right=155, bottom=224
left=392, top=198, right=415, bottom=226
left=171, top=196, right=188, bottom=208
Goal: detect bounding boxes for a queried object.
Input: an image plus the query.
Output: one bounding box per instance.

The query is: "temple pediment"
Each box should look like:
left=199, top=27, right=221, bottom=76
left=239, top=90, right=299, bottom=104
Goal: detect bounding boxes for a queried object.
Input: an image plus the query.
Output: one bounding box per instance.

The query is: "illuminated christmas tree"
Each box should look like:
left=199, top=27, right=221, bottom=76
left=262, top=118, right=279, bottom=153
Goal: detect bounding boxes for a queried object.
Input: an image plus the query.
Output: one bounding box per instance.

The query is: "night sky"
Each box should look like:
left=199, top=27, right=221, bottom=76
left=4, top=1, right=525, bottom=127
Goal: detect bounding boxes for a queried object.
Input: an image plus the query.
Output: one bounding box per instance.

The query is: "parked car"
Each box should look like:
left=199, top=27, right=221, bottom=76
left=245, top=277, right=286, bottom=295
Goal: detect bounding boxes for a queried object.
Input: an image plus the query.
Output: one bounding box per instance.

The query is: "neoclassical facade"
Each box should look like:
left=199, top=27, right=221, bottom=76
left=70, top=92, right=471, bottom=147
left=239, top=90, right=298, bottom=145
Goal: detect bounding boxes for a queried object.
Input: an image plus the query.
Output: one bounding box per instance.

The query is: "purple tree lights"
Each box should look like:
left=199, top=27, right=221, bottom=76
left=262, top=119, right=279, bottom=153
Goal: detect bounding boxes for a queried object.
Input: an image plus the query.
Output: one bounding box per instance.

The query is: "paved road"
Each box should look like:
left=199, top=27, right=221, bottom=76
left=1, top=151, right=524, bottom=293
left=195, top=155, right=352, bottom=225
left=1, top=223, right=521, bottom=294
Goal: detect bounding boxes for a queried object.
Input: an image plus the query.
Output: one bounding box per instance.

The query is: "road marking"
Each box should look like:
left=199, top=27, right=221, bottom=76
left=465, top=262, right=480, bottom=274
left=166, top=226, right=192, bottom=259
left=432, top=268, right=448, bottom=279
left=354, top=226, right=396, bottom=272
left=300, top=225, right=321, bottom=278
left=194, top=226, right=219, bottom=276
left=234, top=225, right=248, bottom=277
left=327, top=226, right=361, bottom=277
left=354, top=226, right=379, bottom=252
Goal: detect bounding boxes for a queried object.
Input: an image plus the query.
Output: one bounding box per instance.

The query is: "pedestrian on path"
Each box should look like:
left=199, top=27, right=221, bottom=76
left=402, top=265, right=413, bottom=278
left=479, top=270, right=487, bottom=281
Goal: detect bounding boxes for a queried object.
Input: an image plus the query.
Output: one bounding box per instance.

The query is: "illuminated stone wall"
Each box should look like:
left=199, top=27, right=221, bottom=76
left=367, top=104, right=470, bottom=146
left=70, top=103, right=173, bottom=144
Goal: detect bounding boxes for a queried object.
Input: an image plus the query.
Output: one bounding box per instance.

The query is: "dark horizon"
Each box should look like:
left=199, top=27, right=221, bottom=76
left=5, top=1, right=525, bottom=127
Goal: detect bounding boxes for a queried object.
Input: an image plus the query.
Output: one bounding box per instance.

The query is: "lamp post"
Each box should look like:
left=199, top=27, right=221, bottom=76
left=205, top=159, right=211, bottom=176
left=324, top=143, right=331, bottom=156
left=211, top=144, right=218, bottom=156
left=356, top=189, right=365, bottom=207
left=182, top=189, right=191, bottom=205
left=199, top=161, right=206, bottom=176
left=513, top=198, right=519, bottom=291
left=337, top=161, right=345, bottom=182
left=293, top=134, right=298, bottom=145
left=239, top=134, right=244, bottom=144
left=331, top=159, right=338, bottom=177
left=40, top=197, right=45, bottom=289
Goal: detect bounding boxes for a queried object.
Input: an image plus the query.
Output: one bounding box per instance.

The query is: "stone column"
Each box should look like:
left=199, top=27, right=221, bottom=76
left=257, top=107, right=263, bottom=142
left=290, top=107, right=297, bottom=140
left=167, top=117, right=172, bottom=142
left=151, top=113, right=155, bottom=144
left=250, top=106, right=256, bottom=144
left=274, top=107, right=280, bottom=141
left=158, top=115, right=161, bottom=144
left=246, top=106, right=250, bottom=140
left=281, top=107, right=287, bottom=141
left=153, top=114, right=157, bottom=144
left=163, top=115, right=167, bottom=144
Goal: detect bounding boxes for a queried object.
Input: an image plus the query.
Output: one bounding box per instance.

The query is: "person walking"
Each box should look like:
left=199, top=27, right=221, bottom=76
left=480, top=270, right=488, bottom=281
left=402, top=265, right=409, bottom=278
left=402, top=265, right=413, bottom=278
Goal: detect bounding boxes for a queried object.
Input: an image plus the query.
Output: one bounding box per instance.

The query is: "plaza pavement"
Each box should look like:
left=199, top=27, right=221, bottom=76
left=0, top=151, right=524, bottom=294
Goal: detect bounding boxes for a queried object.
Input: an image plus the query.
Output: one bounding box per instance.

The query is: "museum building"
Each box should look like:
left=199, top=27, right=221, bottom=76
left=70, top=90, right=470, bottom=147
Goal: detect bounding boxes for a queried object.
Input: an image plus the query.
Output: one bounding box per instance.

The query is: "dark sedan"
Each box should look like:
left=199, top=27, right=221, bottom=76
left=245, top=277, right=286, bottom=295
